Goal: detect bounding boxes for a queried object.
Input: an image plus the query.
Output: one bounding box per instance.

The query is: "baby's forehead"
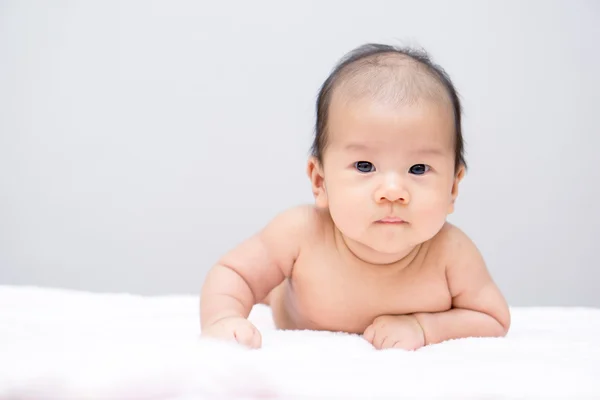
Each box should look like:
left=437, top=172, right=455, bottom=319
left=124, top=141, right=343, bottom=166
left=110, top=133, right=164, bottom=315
left=331, top=52, right=452, bottom=112
left=327, top=94, right=456, bottom=153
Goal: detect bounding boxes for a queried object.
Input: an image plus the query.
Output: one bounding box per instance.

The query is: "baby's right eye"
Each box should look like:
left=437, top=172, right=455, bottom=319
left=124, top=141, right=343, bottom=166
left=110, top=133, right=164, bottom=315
left=354, top=161, right=375, bottom=173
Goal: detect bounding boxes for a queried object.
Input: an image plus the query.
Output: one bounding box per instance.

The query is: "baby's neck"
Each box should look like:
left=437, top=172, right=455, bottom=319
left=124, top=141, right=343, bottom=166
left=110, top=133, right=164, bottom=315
left=334, top=228, right=422, bottom=268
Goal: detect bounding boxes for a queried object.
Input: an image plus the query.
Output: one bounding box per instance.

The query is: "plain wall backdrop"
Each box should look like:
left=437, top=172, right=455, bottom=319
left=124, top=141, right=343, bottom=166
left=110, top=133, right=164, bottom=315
left=1, top=0, right=599, bottom=306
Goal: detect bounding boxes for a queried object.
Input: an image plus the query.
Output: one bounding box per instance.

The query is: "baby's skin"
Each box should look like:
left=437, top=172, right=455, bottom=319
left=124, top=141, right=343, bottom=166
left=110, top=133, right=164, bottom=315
left=200, top=48, right=510, bottom=350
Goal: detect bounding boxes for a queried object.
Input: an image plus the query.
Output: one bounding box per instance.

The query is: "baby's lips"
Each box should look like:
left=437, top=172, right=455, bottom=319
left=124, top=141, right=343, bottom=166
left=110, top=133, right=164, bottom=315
left=376, top=216, right=407, bottom=224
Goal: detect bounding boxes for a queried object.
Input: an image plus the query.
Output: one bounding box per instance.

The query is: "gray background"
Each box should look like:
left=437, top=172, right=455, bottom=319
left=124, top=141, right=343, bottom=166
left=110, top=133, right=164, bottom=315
left=1, top=0, right=599, bottom=306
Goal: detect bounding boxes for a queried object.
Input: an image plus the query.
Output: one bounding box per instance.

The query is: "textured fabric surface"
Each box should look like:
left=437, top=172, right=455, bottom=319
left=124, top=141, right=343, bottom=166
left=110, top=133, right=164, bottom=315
left=1, top=285, right=599, bottom=399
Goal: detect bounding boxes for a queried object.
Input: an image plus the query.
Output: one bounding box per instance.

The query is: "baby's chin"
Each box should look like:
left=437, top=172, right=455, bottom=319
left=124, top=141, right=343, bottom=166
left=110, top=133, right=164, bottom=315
left=367, top=241, right=419, bottom=258
left=343, top=234, right=421, bottom=263
left=360, top=228, right=439, bottom=255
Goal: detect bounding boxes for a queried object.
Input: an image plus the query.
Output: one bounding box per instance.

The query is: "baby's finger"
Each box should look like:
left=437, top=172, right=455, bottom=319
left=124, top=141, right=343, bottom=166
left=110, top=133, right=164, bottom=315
left=250, top=326, right=262, bottom=349
left=374, top=332, right=388, bottom=350
left=363, top=325, right=375, bottom=344
left=234, top=326, right=256, bottom=348
left=392, top=340, right=408, bottom=350
left=380, top=335, right=393, bottom=349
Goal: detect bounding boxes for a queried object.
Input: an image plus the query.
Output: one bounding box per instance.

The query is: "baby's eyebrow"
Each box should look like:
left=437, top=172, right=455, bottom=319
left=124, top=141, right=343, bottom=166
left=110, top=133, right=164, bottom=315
left=344, top=143, right=446, bottom=157
left=344, top=143, right=371, bottom=151
left=412, top=148, right=446, bottom=156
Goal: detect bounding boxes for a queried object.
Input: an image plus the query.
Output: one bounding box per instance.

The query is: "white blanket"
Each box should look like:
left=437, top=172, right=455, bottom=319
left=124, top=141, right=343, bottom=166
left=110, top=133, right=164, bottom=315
left=1, top=285, right=599, bottom=399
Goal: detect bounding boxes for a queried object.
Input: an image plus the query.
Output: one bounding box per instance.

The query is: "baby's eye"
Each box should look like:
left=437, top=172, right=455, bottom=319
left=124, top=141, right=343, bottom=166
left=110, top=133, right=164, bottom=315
left=354, top=161, right=376, bottom=173
left=409, top=164, right=430, bottom=175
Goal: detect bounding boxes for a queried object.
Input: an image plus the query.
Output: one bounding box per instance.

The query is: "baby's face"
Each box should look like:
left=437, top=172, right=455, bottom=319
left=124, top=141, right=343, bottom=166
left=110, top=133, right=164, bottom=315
left=317, top=96, right=463, bottom=257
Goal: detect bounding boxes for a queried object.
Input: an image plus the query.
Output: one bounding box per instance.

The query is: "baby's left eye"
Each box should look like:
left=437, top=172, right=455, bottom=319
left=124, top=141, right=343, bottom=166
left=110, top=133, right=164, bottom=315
left=409, top=164, right=430, bottom=175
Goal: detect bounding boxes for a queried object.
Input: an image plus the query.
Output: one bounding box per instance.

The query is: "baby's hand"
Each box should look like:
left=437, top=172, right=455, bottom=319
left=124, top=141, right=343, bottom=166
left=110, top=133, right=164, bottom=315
left=201, top=316, right=262, bottom=349
left=363, top=314, right=425, bottom=350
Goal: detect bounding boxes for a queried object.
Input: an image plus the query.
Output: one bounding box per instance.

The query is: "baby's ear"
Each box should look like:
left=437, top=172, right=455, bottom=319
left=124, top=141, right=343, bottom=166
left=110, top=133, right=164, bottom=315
left=448, top=164, right=466, bottom=214
left=306, top=157, right=328, bottom=208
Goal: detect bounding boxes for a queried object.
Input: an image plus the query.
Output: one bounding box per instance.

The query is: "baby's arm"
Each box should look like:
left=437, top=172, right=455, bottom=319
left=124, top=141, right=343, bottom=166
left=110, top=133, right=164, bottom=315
left=413, top=226, right=511, bottom=345
left=200, top=205, right=312, bottom=347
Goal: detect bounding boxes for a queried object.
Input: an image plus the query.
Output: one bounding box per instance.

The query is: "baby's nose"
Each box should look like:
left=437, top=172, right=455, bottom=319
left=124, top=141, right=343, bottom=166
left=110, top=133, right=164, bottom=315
left=374, top=175, right=410, bottom=204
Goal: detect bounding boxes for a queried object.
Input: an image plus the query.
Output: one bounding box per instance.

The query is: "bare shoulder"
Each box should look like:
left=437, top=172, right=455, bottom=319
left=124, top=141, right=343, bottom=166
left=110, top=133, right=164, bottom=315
left=254, top=204, right=325, bottom=271
left=260, top=204, right=324, bottom=241
left=433, top=222, right=482, bottom=263
left=431, top=222, right=497, bottom=298
left=432, top=222, right=489, bottom=280
left=215, top=204, right=323, bottom=299
left=436, top=222, right=511, bottom=331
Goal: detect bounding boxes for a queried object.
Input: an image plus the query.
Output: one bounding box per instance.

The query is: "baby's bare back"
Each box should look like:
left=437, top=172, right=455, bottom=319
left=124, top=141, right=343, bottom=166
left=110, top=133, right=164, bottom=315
left=268, top=214, right=454, bottom=334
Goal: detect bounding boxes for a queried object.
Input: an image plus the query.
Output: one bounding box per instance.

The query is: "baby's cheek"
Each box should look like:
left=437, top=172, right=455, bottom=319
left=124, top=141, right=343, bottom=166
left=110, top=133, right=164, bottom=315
left=331, top=189, right=363, bottom=214
left=328, top=198, right=357, bottom=227
left=413, top=200, right=449, bottom=228
left=414, top=187, right=450, bottom=210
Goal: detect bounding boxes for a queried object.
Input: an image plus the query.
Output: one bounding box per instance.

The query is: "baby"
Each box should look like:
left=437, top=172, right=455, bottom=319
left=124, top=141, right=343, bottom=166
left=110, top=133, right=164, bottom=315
left=200, top=43, right=510, bottom=350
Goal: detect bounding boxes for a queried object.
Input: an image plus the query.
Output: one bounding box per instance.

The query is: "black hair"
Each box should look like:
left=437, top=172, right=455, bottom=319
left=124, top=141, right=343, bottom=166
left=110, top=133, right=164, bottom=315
left=311, top=43, right=466, bottom=171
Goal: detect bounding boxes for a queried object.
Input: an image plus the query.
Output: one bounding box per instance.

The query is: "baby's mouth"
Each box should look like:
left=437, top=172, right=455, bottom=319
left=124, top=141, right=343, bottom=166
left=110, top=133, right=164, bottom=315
left=376, top=217, right=406, bottom=224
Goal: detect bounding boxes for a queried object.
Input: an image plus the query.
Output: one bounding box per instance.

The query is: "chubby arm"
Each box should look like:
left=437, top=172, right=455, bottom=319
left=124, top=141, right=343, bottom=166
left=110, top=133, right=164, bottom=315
left=413, top=227, right=511, bottom=345
left=200, top=205, right=314, bottom=328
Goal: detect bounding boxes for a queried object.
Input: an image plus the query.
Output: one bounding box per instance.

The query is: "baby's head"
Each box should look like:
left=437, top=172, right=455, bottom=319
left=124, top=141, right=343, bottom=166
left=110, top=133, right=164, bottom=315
left=307, top=44, right=466, bottom=262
